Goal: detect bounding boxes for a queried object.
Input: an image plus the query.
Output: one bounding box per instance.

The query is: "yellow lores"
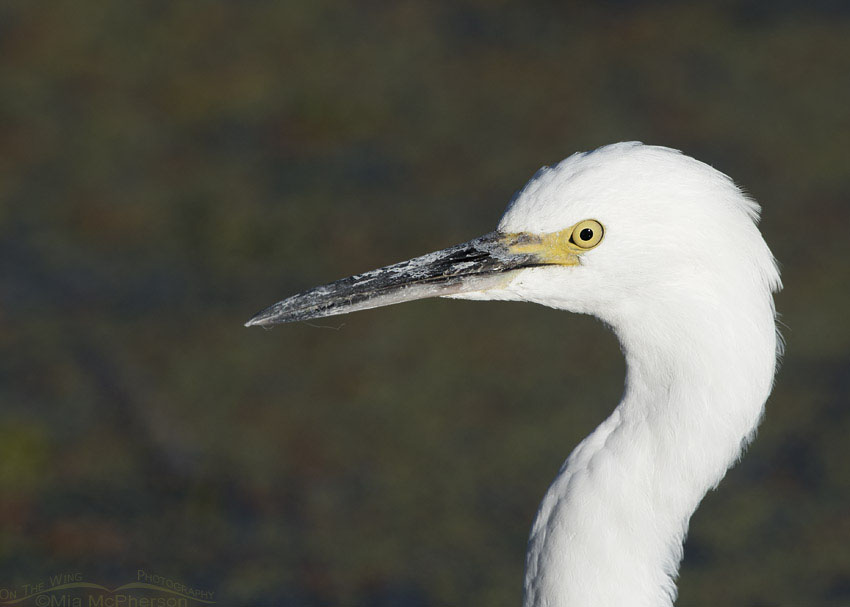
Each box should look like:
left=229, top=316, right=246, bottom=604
left=505, top=219, right=604, bottom=266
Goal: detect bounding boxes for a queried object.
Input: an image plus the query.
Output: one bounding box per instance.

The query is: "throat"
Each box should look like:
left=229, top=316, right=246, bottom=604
left=523, top=332, right=774, bottom=607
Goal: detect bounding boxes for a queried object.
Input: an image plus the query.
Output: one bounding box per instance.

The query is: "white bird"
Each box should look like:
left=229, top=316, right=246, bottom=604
left=246, top=142, right=782, bottom=607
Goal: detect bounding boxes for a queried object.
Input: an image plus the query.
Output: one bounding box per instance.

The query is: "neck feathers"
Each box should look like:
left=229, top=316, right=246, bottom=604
left=524, top=292, right=778, bottom=607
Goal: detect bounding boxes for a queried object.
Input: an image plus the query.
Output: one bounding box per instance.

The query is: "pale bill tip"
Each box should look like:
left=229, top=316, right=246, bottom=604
left=244, top=305, right=282, bottom=328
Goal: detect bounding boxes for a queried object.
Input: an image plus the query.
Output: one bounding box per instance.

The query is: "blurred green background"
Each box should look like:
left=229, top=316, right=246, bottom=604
left=1, top=1, right=849, bottom=605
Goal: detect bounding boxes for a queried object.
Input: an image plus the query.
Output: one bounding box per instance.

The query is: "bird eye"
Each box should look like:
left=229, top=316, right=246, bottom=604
left=570, top=220, right=604, bottom=249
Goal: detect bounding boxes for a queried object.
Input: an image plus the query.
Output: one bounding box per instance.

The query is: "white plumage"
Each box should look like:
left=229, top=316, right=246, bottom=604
left=248, top=142, right=782, bottom=607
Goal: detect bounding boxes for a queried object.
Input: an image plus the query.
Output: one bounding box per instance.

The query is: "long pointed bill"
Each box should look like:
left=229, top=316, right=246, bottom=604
left=245, top=230, right=579, bottom=327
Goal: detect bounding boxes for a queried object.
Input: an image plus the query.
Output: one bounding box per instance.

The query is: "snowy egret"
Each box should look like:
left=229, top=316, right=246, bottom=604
left=246, top=142, right=781, bottom=607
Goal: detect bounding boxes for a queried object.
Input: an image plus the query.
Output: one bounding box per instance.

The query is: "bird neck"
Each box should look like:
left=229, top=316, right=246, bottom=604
left=523, top=298, right=777, bottom=607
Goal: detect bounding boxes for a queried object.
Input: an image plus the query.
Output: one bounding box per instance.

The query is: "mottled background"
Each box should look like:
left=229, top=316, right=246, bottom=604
left=1, top=1, right=849, bottom=605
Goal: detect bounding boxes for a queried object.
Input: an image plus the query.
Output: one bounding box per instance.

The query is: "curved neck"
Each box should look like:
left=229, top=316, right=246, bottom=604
left=523, top=300, right=777, bottom=607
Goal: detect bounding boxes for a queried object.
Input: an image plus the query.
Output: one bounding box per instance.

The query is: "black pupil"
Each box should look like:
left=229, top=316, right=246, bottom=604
left=579, top=228, right=594, bottom=241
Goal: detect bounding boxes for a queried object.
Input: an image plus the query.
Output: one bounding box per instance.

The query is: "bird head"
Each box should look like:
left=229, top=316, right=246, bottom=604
left=246, top=142, right=780, bottom=341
